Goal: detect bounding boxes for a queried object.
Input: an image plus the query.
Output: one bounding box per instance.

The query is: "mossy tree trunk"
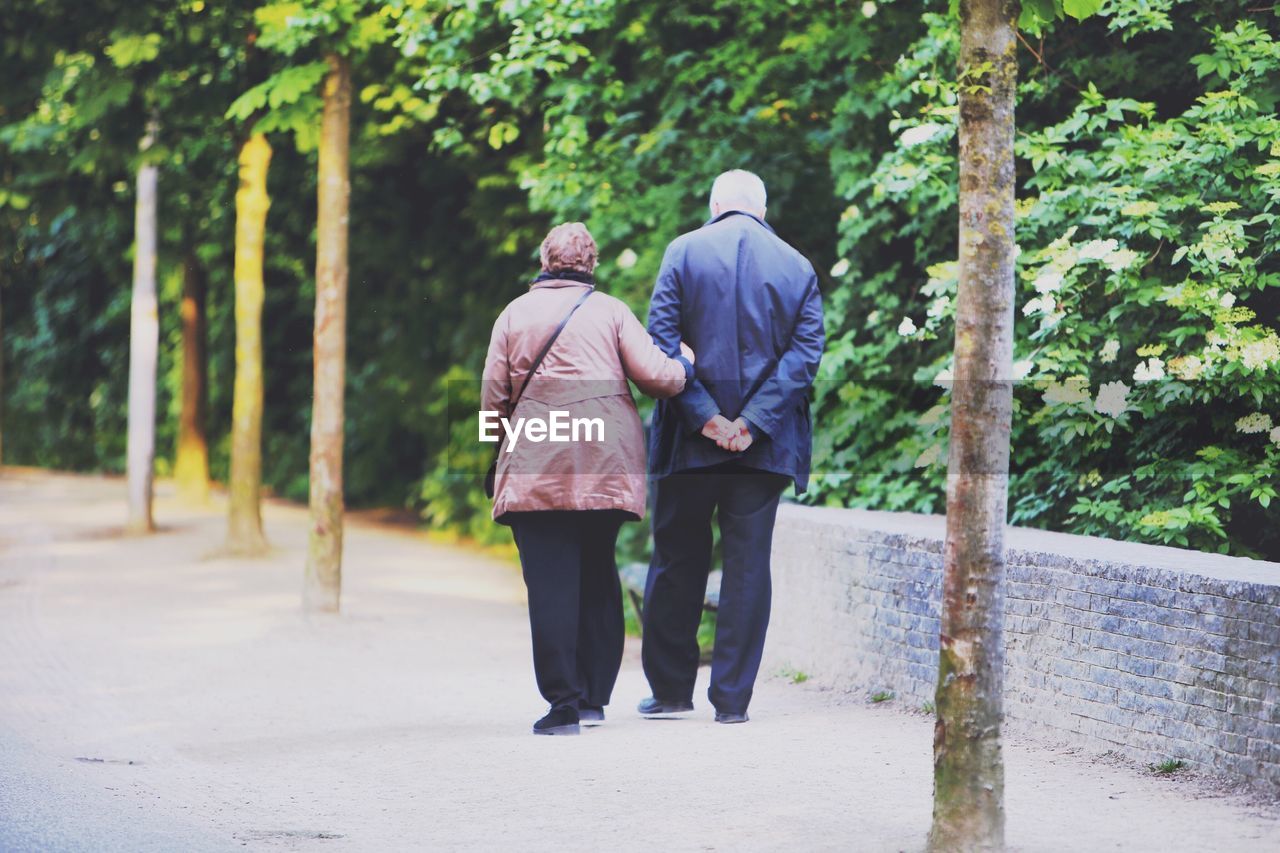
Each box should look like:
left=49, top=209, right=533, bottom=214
left=304, top=53, right=351, bottom=613
left=929, top=1, right=1017, bottom=851
left=125, top=119, right=160, bottom=535
left=227, top=132, right=272, bottom=555
left=174, top=249, right=210, bottom=503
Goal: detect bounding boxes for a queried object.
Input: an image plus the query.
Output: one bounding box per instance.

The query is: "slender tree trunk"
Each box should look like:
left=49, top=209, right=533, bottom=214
left=929, top=1, right=1017, bottom=850
left=175, top=250, right=210, bottom=502
left=227, top=133, right=273, bottom=555
left=304, top=53, right=351, bottom=612
left=125, top=119, right=160, bottom=535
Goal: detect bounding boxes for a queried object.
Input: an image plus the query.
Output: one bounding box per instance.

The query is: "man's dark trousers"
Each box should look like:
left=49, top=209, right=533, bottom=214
left=642, top=463, right=790, bottom=714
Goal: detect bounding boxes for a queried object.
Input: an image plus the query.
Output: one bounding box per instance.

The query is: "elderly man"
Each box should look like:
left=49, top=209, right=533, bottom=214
left=639, top=170, right=825, bottom=723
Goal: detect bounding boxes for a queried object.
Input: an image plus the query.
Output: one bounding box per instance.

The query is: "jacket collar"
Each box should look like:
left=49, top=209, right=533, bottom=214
left=704, top=209, right=775, bottom=234
left=530, top=278, right=596, bottom=291
left=530, top=269, right=596, bottom=290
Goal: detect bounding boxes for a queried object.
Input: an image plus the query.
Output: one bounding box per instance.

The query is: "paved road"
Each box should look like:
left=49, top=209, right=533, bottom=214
left=1, top=469, right=1276, bottom=852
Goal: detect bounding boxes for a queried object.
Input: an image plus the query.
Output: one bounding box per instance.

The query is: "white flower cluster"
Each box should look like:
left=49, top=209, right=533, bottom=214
left=1094, top=381, right=1130, bottom=419
left=1099, top=339, right=1120, bottom=363
left=1102, top=248, right=1141, bottom=272
left=900, top=123, right=947, bottom=148
left=1077, top=238, right=1119, bottom=261
left=898, top=317, right=918, bottom=337
left=1033, top=268, right=1064, bottom=294
left=1240, top=335, right=1280, bottom=371
left=1235, top=412, right=1272, bottom=434
left=1043, top=380, right=1091, bottom=407
left=1168, top=355, right=1204, bottom=381
left=1022, top=294, right=1056, bottom=317
left=1133, top=358, right=1165, bottom=382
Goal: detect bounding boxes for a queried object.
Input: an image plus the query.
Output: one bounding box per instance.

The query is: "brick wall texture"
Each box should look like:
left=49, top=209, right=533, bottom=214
left=763, top=504, right=1280, bottom=788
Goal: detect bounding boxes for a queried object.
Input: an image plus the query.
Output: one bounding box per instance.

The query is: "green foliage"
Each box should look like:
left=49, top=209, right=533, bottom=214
left=779, top=667, right=810, bottom=684
left=870, top=690, right=895, bottom=703
left=3, top=0, right=1278, bottom=566
left=106, top=32, right=163, bottom=68
left=254, top=0, right=392, bottom=56
left=1150, top=758, right=1187, bottom=775
left=225, top=61, right=328, bottom=147
left=808, top=3, right=1280, bottom=559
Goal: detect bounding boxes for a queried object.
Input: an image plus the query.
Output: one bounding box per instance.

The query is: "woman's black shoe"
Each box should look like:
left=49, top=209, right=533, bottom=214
left=532, top=706, right=580, bottom=736
left=579, top=704, right=605, bottom=725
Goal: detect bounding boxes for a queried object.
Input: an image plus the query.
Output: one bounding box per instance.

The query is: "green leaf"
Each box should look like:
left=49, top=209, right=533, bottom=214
left=106, top=33, right=161, bottom=68
left=1018, top=0, right=1058, bottom=32
left=1062, top=0, right=1104, bottom=21
left=226, top=62, right=328, bottom=122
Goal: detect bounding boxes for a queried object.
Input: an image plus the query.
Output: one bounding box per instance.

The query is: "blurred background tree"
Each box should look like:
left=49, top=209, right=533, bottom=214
left=2, top=0, right=1277, bottom=558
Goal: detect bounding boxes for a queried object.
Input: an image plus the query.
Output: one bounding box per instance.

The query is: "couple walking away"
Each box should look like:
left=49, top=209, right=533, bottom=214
left=481, top=170, right=825, bottom=735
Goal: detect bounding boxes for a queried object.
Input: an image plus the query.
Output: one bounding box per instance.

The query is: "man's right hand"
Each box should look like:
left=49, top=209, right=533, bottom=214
left=702, top=414, right=738, bottom=446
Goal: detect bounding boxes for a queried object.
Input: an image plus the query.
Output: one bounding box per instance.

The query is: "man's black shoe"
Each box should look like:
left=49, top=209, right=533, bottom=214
left=579, top=704, right=605, bottom=725
left=637, top=696, right=695, bottom=718
left=532, top=706, right=580, bottom=736
left=715, top=711, right=749, bottom=724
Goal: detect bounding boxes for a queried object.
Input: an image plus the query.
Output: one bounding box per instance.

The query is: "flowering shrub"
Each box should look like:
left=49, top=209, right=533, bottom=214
left=812, top=11, right=1280, bottom=557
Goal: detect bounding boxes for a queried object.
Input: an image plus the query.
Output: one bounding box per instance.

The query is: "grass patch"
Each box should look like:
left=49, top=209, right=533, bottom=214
left=777, top=667, right=810, bottom=684
left=1150, top=758, right=1186, bottom=776
left=920, top=700, right=935, bottom=714
left=870, top=690, right=895, bottom=704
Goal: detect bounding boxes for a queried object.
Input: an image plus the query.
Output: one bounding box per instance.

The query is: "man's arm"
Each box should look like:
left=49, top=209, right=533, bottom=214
left=647, top=244, right=721, bottom=433
left=738, top=271, right=825, bottom=439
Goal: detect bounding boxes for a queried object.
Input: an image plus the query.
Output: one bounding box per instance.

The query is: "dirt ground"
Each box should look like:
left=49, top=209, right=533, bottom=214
left=1, top=468, right=1277, bottom=852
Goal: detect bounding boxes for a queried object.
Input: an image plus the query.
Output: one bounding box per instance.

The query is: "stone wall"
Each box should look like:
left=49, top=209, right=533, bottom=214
left=763, top=504, right=1280, bottom=788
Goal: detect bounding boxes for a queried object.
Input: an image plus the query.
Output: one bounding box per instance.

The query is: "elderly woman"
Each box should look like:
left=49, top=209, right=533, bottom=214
left=482, top=222, right=692, bottom=736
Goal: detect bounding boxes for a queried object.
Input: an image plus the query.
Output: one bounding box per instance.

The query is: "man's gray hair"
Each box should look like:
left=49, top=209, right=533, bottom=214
left=709, top=169, right=767, bottom=216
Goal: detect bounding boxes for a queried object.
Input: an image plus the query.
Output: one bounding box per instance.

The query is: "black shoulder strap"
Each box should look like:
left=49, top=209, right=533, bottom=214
left=510, top=286, right=593, bottom=411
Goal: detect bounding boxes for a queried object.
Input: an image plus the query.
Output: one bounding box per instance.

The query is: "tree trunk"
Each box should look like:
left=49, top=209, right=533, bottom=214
left=227, top=133, right=272, bottom=555
left=304, top=53, right=351, bottom=613
left=929, top=1, right=1017, bottom=851
left=125, top=120, right=160, bottom=535
left=0, top=279, right=5, bottom=469
left=174, top=250, right=210, bottom=503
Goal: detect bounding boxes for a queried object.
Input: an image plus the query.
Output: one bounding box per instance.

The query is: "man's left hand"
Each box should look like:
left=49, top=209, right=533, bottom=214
left=719, top=417, right=753, bottom=453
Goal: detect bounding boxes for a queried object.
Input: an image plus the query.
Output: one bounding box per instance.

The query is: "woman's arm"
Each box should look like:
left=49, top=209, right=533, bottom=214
left=618, top=305, right=691, bottom=400
left=481, top=308, right=512, bottom=419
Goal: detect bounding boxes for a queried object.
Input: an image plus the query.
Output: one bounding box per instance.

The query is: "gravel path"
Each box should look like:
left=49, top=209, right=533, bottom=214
left=1, top=469, right=1276, bottom=852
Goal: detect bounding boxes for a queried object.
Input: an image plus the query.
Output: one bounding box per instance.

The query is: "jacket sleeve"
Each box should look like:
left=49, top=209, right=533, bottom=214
left=646, top=244, right=721, bottom=432
left=618, top=304, right=691, bottom=400
left=739, top=271, right=825, bottom=438
left=481, top=308, right=512, bottom=420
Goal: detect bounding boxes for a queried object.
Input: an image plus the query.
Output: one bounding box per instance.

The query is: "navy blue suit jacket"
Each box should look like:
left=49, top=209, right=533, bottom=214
left=646, top=210, right=825, bottom=492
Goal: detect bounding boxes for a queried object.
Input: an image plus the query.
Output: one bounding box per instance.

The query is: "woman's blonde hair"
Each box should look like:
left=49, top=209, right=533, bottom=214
left=539, top=222, right=598, bottom=274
